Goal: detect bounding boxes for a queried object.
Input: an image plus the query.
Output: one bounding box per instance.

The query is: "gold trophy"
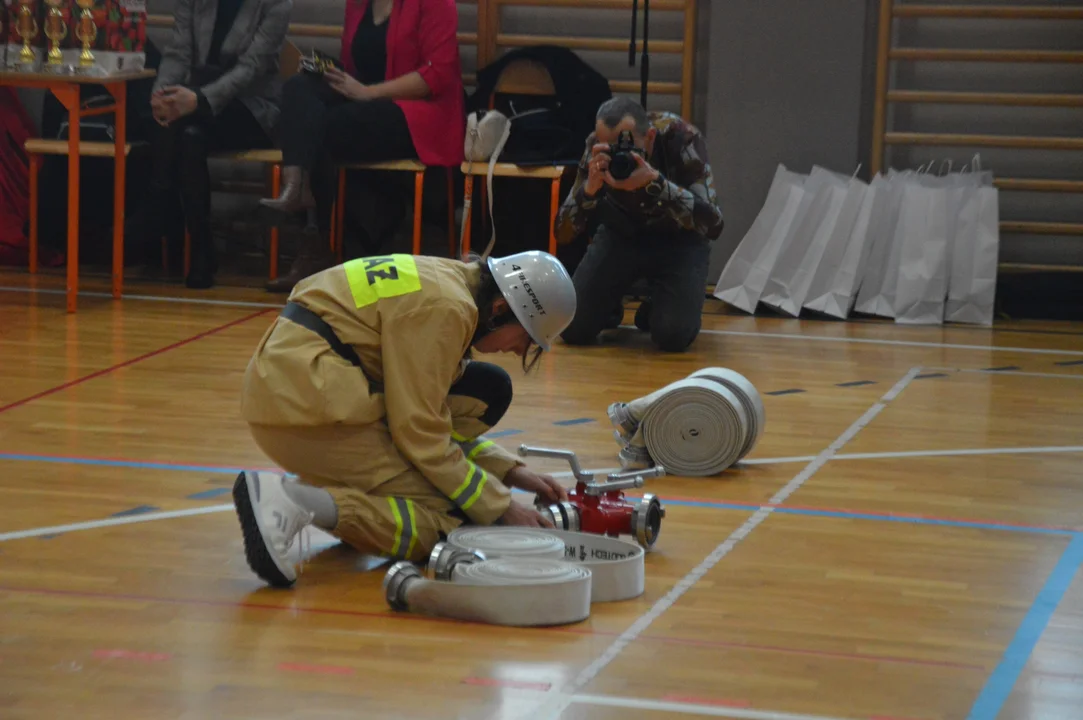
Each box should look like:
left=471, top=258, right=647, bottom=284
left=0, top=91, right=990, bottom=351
left=44, top=0, right=67, bottom=69
left=75, top=0, right=96, bottom=70
left=15, top=0, right=39, bottom=68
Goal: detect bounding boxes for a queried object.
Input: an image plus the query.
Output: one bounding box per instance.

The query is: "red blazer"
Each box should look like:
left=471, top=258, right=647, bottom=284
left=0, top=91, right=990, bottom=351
left=341, top=0, right=466, bottom=167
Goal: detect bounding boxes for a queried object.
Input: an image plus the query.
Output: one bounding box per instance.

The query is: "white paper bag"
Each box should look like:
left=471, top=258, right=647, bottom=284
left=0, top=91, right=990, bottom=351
left=854, top=170, right=913, bottom=317
left=893, top=176, right=952, bottom=324
left=714, top=164, right=807, bottom=313
left=761, top=168, right=866, bottom=317
left=946, top=176, right=1000, bottom=326
left=804, top=173, right=882, bottom=319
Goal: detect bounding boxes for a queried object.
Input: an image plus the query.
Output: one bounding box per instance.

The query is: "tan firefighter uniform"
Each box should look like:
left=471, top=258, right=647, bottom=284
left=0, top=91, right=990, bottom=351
left=241, top=254, right=526, bottom=562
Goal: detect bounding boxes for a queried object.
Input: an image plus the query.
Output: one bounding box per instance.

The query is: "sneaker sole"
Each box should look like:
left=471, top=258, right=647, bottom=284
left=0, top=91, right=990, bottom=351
left=232, top=471, right=296, bottom=588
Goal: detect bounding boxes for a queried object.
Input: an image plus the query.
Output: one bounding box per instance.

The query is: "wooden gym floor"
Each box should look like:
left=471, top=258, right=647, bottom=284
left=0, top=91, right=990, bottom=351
left=1, top=271, right=1082, bottom=720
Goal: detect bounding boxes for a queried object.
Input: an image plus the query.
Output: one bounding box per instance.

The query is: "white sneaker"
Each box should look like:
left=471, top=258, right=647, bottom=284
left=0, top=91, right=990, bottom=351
left=232, top=470, right=315, bottom=587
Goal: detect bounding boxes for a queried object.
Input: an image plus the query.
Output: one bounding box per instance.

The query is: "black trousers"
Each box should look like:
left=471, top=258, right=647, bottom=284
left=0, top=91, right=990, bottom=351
left=276, top=72, right=418, bottom=239
left=142, top=99, right=272, bottom=272
left=559, top=224, right=711, bottom=353
left=448, top=361, right=513, bottom=428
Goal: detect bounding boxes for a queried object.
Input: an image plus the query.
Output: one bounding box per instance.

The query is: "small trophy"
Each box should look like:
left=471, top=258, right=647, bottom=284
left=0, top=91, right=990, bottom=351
left=44, top=0, right=67, bottom=69
left=74, top=0, right=95, bottom=70
left=15, top=0, right=39, bottom=69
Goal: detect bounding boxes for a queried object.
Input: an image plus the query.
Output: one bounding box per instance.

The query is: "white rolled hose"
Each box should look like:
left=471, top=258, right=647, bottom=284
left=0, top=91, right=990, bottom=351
left=382, top=528, right=645, bottom=626
left=607, top=367, right=766, bottom=476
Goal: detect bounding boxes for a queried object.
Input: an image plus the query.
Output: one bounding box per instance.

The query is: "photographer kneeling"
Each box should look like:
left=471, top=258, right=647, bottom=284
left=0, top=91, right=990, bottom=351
left=555, top=98, right=724, bottom=353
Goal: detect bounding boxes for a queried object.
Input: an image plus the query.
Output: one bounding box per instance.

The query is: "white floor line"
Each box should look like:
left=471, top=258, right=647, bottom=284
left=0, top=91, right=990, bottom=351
left=0, top=504, right=234, bottom=542
left=675, top=326, right=1083, bottom=357
left=571, top=694, right=854, bottom=720
left=522, top=366, right=924, bottom=720
left=925, top=366, right=1083, bottom=381
left=0, top=285, right=285, bottom=310
left=740, top=445, right=1083, bottom=467
left=0, top=468, right=612, bottom=543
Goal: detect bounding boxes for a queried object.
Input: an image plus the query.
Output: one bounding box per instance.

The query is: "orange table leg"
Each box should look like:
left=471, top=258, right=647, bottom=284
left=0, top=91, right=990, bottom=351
left=28, top=153, right=38, bottom=274
left=462, top=174, right=474, bottom=257
left=335, top=169, right=346, bottom=261
left=269, top=164, right=280, bottom=279
left=105, top=81, right=126, bottom=300
left=445, top=168, right=455, bottom=258
left=51, top=84, right=81, bottom=313
left=412, top=170, right=424, bottom=255
left=549, top=176, right=560, bottom=255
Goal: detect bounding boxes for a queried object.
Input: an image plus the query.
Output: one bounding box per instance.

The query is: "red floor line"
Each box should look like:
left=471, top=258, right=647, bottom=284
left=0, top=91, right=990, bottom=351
left=0, top=584, right=988, bottom=671
left=0, top=308, right=273, bottom=415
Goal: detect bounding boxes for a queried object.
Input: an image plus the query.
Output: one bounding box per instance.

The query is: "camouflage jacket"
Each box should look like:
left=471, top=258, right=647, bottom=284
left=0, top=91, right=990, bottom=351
left=554, top=111, right=724, bottom=244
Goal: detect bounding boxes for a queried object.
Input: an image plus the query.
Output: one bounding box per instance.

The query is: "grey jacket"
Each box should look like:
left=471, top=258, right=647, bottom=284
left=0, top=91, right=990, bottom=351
left=154, top=0, right=293, bottom=136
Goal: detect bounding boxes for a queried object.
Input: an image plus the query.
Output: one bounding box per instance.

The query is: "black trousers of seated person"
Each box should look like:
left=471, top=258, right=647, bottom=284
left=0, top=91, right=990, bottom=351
left=136, top=99, right=271, bottom=288
left=560, top=224, right=711, bottom=353
left=276, top=72, right=417, bottom=241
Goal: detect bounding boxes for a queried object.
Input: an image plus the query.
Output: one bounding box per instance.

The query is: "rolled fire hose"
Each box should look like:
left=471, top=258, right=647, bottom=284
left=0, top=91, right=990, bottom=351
left=607, top=366, right=766, bottom=476
left=382, top=528, right=645, bottom=627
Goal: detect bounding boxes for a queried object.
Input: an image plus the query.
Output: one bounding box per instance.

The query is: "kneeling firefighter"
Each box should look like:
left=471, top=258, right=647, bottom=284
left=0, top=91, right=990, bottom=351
left=235, top=250, right=577, bottom=587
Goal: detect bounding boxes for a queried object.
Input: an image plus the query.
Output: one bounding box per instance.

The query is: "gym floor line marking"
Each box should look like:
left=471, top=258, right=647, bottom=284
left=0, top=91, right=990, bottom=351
left=5, top=443, right=1081, bottom=477
left=965, top=535, right=1083, bottom=720
left=0, top=308, right=273, bottom=415
left=5, top=487, right=1074, bottom=544
left=570, top=693, right=856, bottom=720
left=0, top=584, right=986, bottom=672
left=0, top=285, right=287, bottom=310
left=688, top=326, right=1083, bottom=357
left=925, top=366, right=1083, bottom=381
left=524, top=367, right=925, bottom=720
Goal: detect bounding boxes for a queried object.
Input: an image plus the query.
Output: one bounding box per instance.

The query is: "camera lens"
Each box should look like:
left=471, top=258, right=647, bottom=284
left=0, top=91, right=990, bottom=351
left=609, top=153, right=636, bottom=181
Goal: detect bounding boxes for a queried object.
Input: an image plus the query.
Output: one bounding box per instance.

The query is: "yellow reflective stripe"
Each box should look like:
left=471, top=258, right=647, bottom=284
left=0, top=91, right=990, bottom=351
left=451, top=430, right=469, bottom=443
left=467, top=440, right=494, bottom=461
left=404, top=499, right=418, bottom=560
left=449, top=467, right=475, bottom=502
left=459, top=469, right=488, bottom=512
left=342, top=254, right=422, bottom=309
left=388, top=497, right=404, bottom=558
left=387, top=497, right=415, bottom=560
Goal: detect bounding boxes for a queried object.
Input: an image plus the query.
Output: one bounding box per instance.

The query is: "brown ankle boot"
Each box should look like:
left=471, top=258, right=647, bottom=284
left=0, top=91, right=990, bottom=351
left=260, top=166, right=313, bottom=213
left=266, top=231, right=336, bottom=293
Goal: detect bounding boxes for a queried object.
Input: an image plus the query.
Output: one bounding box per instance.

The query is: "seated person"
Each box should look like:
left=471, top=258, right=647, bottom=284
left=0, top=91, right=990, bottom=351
left=555, top=98, right=725, bottom=353
left=233, top=250, right=577, bottom=588
left=131, top=0, right=291, bottom=288
left=259, top=0, right=465, bottom=293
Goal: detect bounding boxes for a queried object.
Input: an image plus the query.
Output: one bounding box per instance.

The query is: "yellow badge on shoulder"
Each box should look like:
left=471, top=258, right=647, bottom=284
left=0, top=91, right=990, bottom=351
left=343, top=254, right=423, bottom=308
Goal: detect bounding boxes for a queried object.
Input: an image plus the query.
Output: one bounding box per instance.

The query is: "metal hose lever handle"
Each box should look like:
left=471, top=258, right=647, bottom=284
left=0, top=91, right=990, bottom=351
left=581, top=476, right=644, bottom=496
left=517, top=445, right=594, bottom=482
left=607, top=466, right=667, bottom=482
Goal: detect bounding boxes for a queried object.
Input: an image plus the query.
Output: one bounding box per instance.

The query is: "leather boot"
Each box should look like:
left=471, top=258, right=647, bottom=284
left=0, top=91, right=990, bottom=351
left=260, top=166, right=314, bottom=213
left=265, top=229, right=336, bottom=293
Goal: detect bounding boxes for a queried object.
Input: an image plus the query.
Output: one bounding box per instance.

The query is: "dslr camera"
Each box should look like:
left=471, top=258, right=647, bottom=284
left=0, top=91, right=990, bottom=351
left=606, top=130, right=646, bottom=181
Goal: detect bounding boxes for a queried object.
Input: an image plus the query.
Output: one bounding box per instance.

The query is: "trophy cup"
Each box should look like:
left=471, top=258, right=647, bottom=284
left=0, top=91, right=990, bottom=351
left=74, top=0, right=95, bottom=71
left=44, top=0, right=67, bottom=69
left=15, top=0, right=39, bottom=69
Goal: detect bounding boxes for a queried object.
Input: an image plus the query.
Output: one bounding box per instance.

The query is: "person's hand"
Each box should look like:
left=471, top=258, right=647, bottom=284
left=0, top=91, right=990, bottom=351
left=604, top=152, right=660, bottom=192
left=504, top=466, right=569, bottom=505
left=497, top=501, right=555, bottom=529
left=325, top=67, right=374, bottom=101
left=156, top=86, right=198, bottom=124
left=585, top=142, right=610, bottom=198
left=150, top=91, right=169, bottom=126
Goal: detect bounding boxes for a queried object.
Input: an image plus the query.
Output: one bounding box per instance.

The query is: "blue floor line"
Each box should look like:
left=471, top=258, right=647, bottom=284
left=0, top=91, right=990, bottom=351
left=5, top=452, right=1079, bottom=538
left=966, top=535, right=1083, bottom=720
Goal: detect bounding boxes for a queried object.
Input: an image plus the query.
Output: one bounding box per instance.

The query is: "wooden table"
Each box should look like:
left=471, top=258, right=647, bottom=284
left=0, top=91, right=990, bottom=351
left=0, top=68, right=156, bottom=312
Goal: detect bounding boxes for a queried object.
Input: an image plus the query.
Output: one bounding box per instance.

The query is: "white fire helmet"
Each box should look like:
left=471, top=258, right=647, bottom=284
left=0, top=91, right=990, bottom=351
left=487, top=251, right=577, bottom=351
